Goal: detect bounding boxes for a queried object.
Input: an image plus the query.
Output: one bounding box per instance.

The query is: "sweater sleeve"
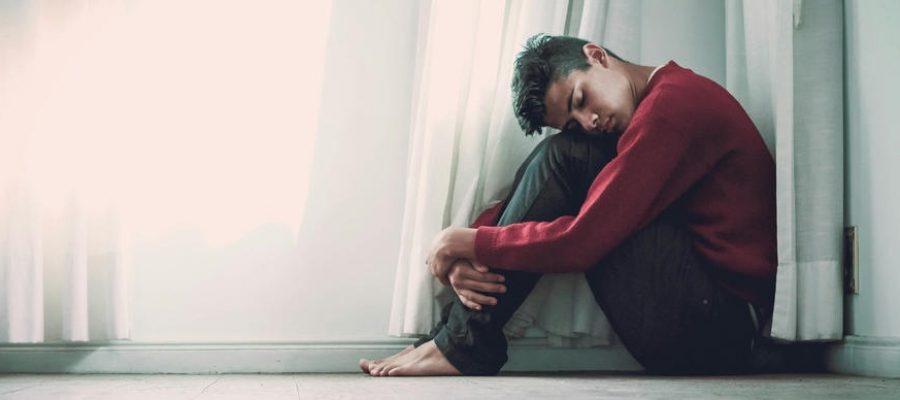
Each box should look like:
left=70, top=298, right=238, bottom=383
left=474, top=114, right=720, bottom=273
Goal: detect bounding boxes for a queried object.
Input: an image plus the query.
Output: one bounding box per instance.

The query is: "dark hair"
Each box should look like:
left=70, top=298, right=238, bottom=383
left=511, top=34, right=627, bottom=136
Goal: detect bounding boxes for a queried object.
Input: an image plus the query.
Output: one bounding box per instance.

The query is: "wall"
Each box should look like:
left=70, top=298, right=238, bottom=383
left=640, top=0, right=726, bottom=85
left=827, top=0, right=900, bottom=378
left=843, top=0, right=900, bottom=339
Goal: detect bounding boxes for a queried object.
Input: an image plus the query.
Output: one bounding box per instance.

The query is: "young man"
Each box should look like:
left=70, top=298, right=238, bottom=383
left=361, top=33, right=776, bottom=376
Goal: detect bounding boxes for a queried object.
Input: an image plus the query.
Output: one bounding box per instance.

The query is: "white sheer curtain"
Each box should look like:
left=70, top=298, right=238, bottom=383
left=777, top=0, right=844, bottom=342
left=726, top=0, right=844, bottom=341
left=390, top=0, right=644, bottom=347
left=0, top=0, right=331, bottom=343
left=392, top=0, right=844, bottom=346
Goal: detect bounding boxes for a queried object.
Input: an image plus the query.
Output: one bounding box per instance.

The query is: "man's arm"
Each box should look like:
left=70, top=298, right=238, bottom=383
left=425, top=115, right=713, bottom=278
left=473, top=114, right=725, bottom=273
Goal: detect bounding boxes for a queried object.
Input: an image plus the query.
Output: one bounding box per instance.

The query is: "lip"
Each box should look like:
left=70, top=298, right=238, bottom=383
left=601, top=116, right=613, bottom=134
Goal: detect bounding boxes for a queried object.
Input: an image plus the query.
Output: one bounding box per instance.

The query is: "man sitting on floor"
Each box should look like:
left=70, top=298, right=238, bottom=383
left=361, top=33, right=776, bottom=376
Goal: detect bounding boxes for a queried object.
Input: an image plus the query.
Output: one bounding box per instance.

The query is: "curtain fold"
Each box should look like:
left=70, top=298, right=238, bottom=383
left=0, top=184, right=131, bottom=343
left=0, top=185, right=44, bottom=343
left=0, top=0, right=132, bottom=344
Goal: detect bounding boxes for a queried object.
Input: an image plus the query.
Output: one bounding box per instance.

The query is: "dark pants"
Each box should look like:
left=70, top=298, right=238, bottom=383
left=414, top=131, right=757, bottom=376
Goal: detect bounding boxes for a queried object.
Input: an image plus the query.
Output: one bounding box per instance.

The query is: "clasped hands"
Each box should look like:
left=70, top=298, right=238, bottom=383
left=425, top=227, right=507, bottom=311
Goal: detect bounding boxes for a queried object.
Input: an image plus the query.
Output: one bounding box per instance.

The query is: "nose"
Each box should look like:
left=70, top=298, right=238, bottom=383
left=576, top=112, right=600, bottom=131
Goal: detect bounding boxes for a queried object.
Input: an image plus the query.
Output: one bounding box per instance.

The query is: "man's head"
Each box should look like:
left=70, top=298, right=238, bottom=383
left=511, top=34, right=636, bottom=136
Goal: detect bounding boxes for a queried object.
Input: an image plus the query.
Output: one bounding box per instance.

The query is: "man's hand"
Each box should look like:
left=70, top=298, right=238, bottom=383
left=425, top=227, right=477, bottom=285
left=448, top=259, right=506, bottom=311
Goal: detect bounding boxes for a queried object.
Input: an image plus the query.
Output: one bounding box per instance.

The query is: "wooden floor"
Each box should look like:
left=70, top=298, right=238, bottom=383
left=1, top=373, right=898, bottom=399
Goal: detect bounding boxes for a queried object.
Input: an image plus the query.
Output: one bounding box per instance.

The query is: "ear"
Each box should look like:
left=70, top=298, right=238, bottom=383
left=582, top=43, right=609, bottom=67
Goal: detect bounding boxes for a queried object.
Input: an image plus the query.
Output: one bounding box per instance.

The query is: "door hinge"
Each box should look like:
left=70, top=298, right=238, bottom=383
left=844, top=226, right=859, bottom=295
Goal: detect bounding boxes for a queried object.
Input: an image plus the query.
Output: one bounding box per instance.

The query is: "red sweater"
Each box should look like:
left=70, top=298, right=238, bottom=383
left=472, top=62, right=776, bottom=305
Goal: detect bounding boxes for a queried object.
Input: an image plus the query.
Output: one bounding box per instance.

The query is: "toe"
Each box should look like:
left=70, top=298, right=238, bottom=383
left=368, top=361, right=382, bottom=376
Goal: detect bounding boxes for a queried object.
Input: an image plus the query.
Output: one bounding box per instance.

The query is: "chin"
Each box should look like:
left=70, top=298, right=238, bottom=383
left=613, top=118, right=631, bottom=134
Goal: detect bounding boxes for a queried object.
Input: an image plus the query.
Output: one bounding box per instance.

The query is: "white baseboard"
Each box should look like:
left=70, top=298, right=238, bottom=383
left=0, top=338, right=641, bottom=374
left=826, top=335, right=900, bottom=378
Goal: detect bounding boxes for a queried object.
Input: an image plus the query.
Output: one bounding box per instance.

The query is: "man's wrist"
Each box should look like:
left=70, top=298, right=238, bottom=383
left=447, top=227, right=477, bottom=260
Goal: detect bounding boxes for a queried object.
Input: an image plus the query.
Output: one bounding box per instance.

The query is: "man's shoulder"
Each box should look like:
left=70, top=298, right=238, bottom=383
left=643, top=66, right=743, bottom=124
left=654, top=65, right=731, bottom=105
left=630, top=64, right=755, bottom=148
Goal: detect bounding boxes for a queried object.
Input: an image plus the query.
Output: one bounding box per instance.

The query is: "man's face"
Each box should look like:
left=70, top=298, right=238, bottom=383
left=543, top=47, right=635, bottom=136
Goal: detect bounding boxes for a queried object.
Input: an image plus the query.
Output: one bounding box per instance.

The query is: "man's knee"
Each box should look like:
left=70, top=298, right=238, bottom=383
left=540, top=132, right=617, bottom=189
left=521, top=132, right=589, bottom=186
left=540, top=131, right=579, bottom=165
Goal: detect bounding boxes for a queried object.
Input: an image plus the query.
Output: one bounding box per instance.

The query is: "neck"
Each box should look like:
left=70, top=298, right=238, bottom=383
left=622, top=63, right=658, bottom=106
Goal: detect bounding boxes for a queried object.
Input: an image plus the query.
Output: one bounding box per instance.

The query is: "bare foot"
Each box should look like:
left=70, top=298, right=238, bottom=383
left=369, top=340, right=461, bottom=377
left=359, top=345, right=414, bottom=373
